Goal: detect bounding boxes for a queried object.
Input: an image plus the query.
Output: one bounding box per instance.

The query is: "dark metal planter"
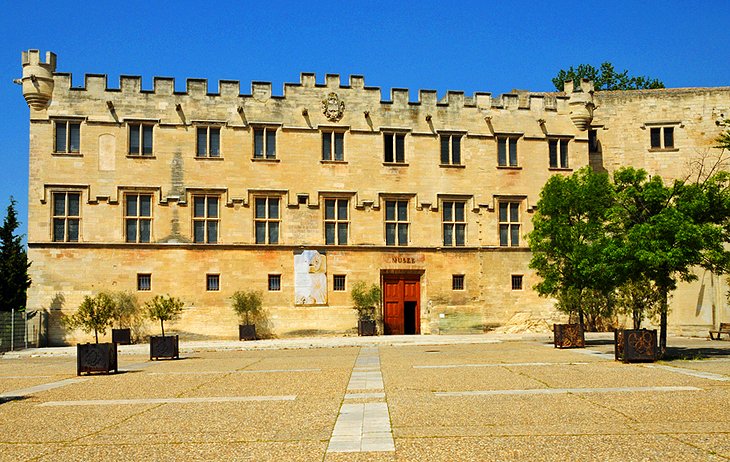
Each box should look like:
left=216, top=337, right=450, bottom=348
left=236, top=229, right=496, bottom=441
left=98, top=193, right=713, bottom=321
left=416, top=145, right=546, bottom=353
left=112, top=328, right=132, bottom=345
left=615, top=329, right=657, bottom=363
left=553, top=323, right=585, bottom=348
left=150, top=335, right=179, bottom=360
left=77, top=342, right=118, bottom=375
left=358, top=320, right=377, bottom=336
left=239, top=324, right=257, bottom=341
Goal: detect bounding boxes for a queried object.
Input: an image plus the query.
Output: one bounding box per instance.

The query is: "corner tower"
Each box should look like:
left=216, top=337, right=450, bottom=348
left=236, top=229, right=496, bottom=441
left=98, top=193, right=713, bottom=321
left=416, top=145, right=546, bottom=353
left=21, top=49, right=56, bottom=110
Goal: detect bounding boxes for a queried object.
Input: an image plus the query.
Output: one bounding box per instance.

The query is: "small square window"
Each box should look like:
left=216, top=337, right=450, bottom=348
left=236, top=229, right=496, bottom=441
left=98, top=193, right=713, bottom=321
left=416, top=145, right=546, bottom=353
left=511, top=275, right=523, bottom=291
left=452, top=275, right=465, bottom=291
left=207, top=274, right=220, bottom=291
left=137, top=273, right=151, bottom=291
left=268, top=274, right=281, bottom=291
left=650, top=126, right=675, bottom=149
left=333, top=274, right=346, bottom=291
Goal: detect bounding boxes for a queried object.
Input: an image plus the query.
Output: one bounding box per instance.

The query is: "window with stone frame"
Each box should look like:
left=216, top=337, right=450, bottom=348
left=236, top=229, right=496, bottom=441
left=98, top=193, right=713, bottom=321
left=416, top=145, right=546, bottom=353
left=442, top=201, right=466, bottom=246
left=322, top=130, right=345, bottom=161
left=196, top=126, right=221, bottom=157
left=499, top=201, right=521, bottom=247
left=385, top=200, right=409, bottom=246
left=383, top=132, right=406, bottom=163
left=440, top=133, right=462, bottom=165
left=192, top=195, right=219, bottom=244
left=324, top=198, right=348, bottom=245
left=452, top=274, right=465, bottom=291
left=128, top=122, right=154, bottom=156
left=125, top=193, right=152, bottom=243
left=268, top=274, right=281, bottom=291
left=333, top=274, right=346, bottom=292
left=137, top=273, right=151, bottom=291
left=206, top=274, right=220, bottom=291
left=650, top=126, right=675, bottom=150
left=54, top=120, right=81, bottom=154
left=255, top=197, right=280, bottom=244
left=497, top=136, right=519, bottom=167
left=253, top=126, right=277, bottom=159
left=511, top=274, right=523, bottom=290
left=52, top=191, right=81, bottom=242
left=548, top=138, right=569, bottom=169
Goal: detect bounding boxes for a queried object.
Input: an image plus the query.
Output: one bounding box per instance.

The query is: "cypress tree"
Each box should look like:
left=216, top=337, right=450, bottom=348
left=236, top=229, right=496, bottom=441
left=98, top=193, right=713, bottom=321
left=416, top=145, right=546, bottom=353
left=0, top=197, right=31, bottom=312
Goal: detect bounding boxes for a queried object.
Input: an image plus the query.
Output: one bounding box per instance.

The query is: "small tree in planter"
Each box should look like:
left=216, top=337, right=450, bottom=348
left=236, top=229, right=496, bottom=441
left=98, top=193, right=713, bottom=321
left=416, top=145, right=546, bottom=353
left=64, top=293, right=118, bottom=375
left=110, top=291, right=140, bottom=345
left=144, top=294, right=184, bottom=360
left=231, top=290, right=262, bottom=340
left=351, top=281, right=381, bottom=336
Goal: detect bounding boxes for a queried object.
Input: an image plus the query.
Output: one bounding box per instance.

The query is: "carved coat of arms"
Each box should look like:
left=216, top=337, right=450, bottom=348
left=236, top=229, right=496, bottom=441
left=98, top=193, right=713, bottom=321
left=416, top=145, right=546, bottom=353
left=321, top=92, right=345, bottom=121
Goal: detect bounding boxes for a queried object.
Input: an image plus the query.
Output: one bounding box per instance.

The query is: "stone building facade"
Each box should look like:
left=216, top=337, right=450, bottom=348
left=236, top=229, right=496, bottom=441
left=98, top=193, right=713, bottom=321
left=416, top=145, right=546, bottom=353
left=18, top=50, right=730, bottom=344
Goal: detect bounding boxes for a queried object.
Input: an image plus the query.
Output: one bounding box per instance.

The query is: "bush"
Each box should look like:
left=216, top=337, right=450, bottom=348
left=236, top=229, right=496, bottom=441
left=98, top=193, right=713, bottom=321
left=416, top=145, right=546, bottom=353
left=144, top=295, right=184, bottom=337
left=230, top=290, right=263, bottom=326
left=351, top=281, right=381, bottom=321
left=64, top=293, right=115, bottom=343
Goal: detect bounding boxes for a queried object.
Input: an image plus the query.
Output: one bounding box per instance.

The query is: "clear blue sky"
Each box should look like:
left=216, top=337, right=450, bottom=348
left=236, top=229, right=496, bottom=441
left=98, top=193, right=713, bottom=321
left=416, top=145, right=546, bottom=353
left=1, top=0, right=728, bottom=242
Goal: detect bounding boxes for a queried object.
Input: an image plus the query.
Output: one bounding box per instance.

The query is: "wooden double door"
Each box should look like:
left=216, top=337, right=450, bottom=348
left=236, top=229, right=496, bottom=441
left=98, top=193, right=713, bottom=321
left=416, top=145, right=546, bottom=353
left=383, top=275, right=421, bottom=335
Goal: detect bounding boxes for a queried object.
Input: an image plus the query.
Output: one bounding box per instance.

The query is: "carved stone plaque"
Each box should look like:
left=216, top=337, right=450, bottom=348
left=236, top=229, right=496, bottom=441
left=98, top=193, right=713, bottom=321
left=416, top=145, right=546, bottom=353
left=322, top=92, right=345, bottom=121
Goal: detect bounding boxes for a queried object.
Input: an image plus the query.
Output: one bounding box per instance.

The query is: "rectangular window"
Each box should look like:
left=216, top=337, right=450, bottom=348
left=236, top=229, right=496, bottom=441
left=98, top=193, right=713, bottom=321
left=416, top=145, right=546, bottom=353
left=192, top=195, right=219, bottom=244
left=497, top=137, right=518, bottom=167
left=255, top=197, right=280, bottom=244
left=268, top=274, right=281, bottom=291
left=324, top=198, right=348, bottom=245
left=333, top=274, right=346, bottom=292
left=125, top=193, right=152, bottom=243
left=137, top=273, right=151, bottom=291
left=206, top=274, right=220, bottom=291
left=254, top=127, right=277, bottom=159
left=322, top=131, right=345, bottom=161
left=452, top=275, right=465, bottom=291
left=52, top=192, right=80, bottom=242
left=442, top=201, right=466, bottom=246
left=588, top=129, right=599, bottom=153
left=440, top=134, right=462, bottom=165
left=54, top=121, right=81, bottom=154
left=385, top=200, right=409, bottom=246
left=384, top=132, right=406, bottom=163
left=196, top=126, right=221, bottom=157
left=499, top=202, right=521, bottom=247
left=511, top=275, right=523, bottom=290
left=548, top=139, right=569, bottom=168
left=129, top=123, right=154, bottom=156
left=650, top=126, right=675, bottom=149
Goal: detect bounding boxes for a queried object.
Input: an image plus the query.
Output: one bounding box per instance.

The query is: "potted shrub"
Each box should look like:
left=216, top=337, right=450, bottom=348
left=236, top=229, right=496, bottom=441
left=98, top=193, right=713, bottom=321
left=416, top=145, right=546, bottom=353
left=614, top=279, right=661, bottom=362
left=615, top=328, right=658, bottom=362
left=231, top=290, right=262, bottom=340
left=351, top=281, right=381, bottom=336
left=553, top=323, right=585, bottom=348
left=110, top=291, right=139, bottom=345
left=64, top=293, right=118, bottom=375
left=145, top=294, right=183, bottom=360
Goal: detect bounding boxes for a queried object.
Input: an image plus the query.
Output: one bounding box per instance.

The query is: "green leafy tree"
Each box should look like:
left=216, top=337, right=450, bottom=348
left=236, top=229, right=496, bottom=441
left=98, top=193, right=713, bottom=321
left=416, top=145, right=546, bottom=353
left=110, top=291, right=141, bottom=329
left=230, top=290, right=263, bottom=325
left=144, top=294, right=184, bottom=337
left=0, top=197, right=31, bottom=312
left=64, top=293, right=115, bottom=343
left=552, top=62, right=664, bottom=92
left=614, top=278, right=663, bottom=330
left=350, top=281, right=381, bottom=321
left=528, top=168, right=617, bottom=328
left=611, top=167, right=730, bottom=355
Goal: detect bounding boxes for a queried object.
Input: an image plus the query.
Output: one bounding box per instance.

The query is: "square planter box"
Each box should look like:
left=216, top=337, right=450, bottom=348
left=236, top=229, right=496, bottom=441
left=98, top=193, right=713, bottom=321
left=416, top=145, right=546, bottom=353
left=358, top=320, right=377, bottom=336
left=553, top=323, right=585, bottom=348
left=112, top=328, right=132, bottom=345
left=615, top=329, right=657, bottom=363
left=77, top=342, right=118, bottom=375
left=150, top=335, right=179, bottom=360
left=239, top=324, right=257, bottom=341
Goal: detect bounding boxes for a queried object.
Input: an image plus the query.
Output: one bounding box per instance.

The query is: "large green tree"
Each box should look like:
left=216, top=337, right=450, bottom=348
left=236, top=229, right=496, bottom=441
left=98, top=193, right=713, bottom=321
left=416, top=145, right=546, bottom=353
left=528, top=168, right=618, bottom=328
left=0, top=197, right=31, bottom=312
left=611, top=168, right=730, bottom=355
left=552, top=62, right=664, bottom=92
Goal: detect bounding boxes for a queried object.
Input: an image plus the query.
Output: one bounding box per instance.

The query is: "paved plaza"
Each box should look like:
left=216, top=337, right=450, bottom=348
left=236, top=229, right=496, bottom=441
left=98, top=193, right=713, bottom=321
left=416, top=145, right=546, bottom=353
left=0, top=334, right=729, bottom=461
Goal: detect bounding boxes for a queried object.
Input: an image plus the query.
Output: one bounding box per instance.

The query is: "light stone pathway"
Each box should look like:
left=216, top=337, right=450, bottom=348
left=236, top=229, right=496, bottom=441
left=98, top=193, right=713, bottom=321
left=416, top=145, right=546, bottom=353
left=38, top=395, right=296, bottom=407
left=0, top=377, right=87, bottom=399
left=645, top=364, right=730, bottom=381
left=327, top=347, right=395, bottom=453
left=434, top=385, right=701, bottom=397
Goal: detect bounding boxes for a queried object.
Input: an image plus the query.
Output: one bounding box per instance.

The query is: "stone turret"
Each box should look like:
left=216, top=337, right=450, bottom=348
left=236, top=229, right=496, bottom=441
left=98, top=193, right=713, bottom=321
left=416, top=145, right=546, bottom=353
left=565, top=78, right=595, bottom=131
left=21, top=50, right=56, bottom=110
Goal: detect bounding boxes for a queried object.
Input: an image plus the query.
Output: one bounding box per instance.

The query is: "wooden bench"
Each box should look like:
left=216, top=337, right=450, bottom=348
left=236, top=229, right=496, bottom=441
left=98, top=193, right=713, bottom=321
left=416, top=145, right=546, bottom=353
left=709, top=323, right=730, bottom=340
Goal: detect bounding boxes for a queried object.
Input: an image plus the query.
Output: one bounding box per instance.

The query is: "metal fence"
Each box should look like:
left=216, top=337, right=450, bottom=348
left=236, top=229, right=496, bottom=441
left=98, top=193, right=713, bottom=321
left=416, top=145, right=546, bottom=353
left=0, top=309, right=45, bottom=353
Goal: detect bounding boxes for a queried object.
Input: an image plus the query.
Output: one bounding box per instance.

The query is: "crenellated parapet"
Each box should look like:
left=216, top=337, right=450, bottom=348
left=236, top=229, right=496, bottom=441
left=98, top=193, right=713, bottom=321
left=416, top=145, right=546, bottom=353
left=29, top=51, right=575, bottom=135
left=21, top=49, right=56, bottom=110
